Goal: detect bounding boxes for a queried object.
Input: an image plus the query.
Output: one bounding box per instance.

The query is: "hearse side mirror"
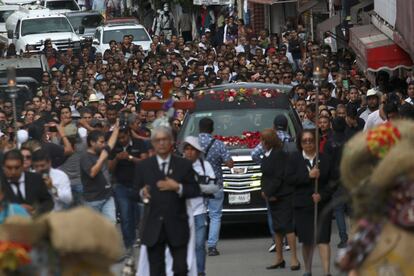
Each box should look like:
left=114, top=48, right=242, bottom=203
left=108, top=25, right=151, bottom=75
left=78, top=26, right=85, bottom=35
left=7, top=30, right=13, bottom=39
left=92, top=38, right=99, bottom=45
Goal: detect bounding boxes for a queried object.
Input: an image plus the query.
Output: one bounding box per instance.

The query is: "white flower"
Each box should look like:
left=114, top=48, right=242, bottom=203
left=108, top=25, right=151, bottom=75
left=265, top=92, right=272, bottom=98
left=228, top=96, right=235, bottom=102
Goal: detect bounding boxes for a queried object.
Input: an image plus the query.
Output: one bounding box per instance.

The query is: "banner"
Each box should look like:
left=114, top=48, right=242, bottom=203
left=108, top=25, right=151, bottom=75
left=374, top=0, right=396, bottom=27
left=193, top=0, right=233, bottom=5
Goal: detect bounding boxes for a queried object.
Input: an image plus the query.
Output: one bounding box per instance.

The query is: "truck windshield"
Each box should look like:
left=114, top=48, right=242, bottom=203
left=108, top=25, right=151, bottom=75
left=21, top=17, right=73, bottom=36
left=103, top=29, right=149, bottom=43
left=46, top=0, right=79, bottom=10
left=181, top=109, right=296, bottom=138
left=67, top=14, right=103, bottom=29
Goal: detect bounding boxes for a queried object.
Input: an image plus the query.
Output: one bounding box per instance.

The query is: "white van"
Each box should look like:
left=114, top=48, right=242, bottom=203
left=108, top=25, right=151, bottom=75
left=0, top=4, right=19, bottom=45
left=93, top=22, right=152, bottom=53
left=6, top=6, right=82, bottom=53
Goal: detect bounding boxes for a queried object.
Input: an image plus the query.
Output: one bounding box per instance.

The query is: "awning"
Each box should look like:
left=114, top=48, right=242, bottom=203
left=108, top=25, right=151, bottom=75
left=248, top=0, right=296, bottom=4
left=349, top=24, right=413, bottom=72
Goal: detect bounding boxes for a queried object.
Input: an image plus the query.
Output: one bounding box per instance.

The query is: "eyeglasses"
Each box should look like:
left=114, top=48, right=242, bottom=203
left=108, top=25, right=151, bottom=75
left=283, top=75, right=291, bottom=79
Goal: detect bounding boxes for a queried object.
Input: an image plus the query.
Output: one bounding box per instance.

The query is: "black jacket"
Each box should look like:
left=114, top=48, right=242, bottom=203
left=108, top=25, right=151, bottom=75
left=286, top=152, right=335, bottom=208
left=260, top=148, right=291, bottom=198
left=134, top=155, right=200, bottom=247
left=3, top=172, right=54, bottom=214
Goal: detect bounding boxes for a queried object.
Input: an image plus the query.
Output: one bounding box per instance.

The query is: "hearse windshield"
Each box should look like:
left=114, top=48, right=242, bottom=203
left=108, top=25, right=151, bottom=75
left=181, top=109, right=297, bottom=138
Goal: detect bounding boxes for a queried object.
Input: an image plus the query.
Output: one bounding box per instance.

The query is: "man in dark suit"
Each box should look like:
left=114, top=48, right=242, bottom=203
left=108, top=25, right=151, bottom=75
left=2, top=150, right=53, bottom=215
left=135, top=126, right=200, bottom=276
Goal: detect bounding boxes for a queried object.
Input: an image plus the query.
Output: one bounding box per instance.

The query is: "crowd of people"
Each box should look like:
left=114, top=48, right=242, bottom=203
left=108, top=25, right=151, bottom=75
left=1, top=6, right=414, bottom=276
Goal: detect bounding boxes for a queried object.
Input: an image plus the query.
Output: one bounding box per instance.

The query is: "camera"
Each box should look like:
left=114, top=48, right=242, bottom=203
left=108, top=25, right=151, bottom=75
left=119, top=112, right=128, bottom=130
left=195, top=174, right=219, bottom=197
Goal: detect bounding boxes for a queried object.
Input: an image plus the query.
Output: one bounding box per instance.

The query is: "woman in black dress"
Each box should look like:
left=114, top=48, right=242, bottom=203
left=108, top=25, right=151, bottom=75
left=260, top=129, right=300, bottom=271
left=286, top=129, right=334, bottom=276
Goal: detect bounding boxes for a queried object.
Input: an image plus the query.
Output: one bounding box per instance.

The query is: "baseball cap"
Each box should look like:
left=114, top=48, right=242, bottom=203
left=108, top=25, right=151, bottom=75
left=366, top=88, right=380, bottom=98
left=88, top=94, right=99, bottom=103
left=181, top=136, right=204, bottom=153
left=183, top=47, right=191, bottom=52
left=273, top=115, right=288, bottom=131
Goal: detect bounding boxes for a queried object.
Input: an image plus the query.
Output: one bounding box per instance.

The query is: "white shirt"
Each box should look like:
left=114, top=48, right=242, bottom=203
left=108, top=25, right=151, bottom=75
left=95, top=91, right=105, bottom=100
left=235, top=44, right=245, bottom=53
left=156, top=154, right=172, bottom=175
left=48, top=168, right=73, bottom=211
left=359, top=108, right=375, bottom=122
left=155, top=154, right=183, bottom=196
left=302, top=151, right=316, bottom=171
left=189, top=159, right=215, bottom=216
left=405, top=97, right=414, bottom=105
left=9, top=174, right=26, bottom=199
left=363, top=109, right=386, bottom=131
left=78, top=127, right=88, bottom=139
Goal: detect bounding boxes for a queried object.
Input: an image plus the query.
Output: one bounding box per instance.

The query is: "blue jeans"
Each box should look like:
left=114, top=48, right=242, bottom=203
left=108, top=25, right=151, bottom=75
left=334, top=188, right=349, bottom=242
left=114, top=184, right=141, bottom=249
left=70, top=183, right=84, bottom=207
left=266, top=200, right=275, bottom=238
left=194, top=213, right=207, bottom=274
left=334, top=202, right=348, bottom=242
left=85, top=196, right=116, bottom=223
left=207, top=189, right=224, bottom=248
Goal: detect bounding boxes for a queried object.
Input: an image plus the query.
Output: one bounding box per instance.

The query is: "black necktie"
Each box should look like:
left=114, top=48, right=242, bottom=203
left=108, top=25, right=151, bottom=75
left=11, top=181, right=24, bottom=203
left=305, top=159, right=314, bottom=171
left=161, top=162, right=168, bottom=176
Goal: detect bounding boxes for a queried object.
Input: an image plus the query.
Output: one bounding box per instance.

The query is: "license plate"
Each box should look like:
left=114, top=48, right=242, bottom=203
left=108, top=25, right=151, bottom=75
left=228, top=193, right=250, bottom=205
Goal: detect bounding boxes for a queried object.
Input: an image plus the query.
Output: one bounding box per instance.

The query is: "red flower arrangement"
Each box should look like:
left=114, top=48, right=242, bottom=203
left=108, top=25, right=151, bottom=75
left=0, top=241, right=31, bottom=271
left=197, top=88, right=280, bottom=103
left=214, top=131, right=261, bottom=148
left=366, top=122, right=401, bottom=159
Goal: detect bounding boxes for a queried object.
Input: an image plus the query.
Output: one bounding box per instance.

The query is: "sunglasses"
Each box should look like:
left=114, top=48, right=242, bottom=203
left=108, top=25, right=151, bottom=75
left=301, top=138, right=314, bottom=144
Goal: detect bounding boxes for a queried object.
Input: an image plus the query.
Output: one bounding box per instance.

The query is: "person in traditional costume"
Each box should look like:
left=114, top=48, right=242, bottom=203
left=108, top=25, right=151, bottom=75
left=337, top=120, right=414, bottom=275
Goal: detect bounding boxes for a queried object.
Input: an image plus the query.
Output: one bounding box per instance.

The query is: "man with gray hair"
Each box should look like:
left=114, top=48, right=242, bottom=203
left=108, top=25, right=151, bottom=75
left=134, top=126, right=200, bottom=276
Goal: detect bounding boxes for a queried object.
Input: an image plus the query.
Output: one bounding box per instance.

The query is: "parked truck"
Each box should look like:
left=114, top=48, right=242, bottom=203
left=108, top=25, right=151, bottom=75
left=5, top=6, right=82, bottom=54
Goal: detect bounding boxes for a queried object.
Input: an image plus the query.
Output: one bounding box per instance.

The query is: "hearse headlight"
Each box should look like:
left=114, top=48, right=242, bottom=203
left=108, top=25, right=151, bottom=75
left=249, top=180, right=261, bottom=187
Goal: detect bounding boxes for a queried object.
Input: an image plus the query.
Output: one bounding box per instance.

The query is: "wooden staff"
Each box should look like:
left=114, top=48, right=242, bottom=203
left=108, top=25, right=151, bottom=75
left=313, top=56, right=323, bottom=244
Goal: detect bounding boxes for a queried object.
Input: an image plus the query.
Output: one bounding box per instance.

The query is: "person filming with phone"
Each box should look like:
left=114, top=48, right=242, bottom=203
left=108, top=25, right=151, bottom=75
left=32, top=149, right=73, bottom=211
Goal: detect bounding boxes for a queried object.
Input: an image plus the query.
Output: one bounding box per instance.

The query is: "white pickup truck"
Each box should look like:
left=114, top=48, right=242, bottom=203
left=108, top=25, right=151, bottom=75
left=5, top=6, right=82, bottom=53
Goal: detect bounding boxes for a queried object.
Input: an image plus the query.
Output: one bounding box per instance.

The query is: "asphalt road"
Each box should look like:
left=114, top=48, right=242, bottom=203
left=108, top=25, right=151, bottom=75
left=113, top=222, right=343, bottom=276
left=205, top=223, right=342, bottom=276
